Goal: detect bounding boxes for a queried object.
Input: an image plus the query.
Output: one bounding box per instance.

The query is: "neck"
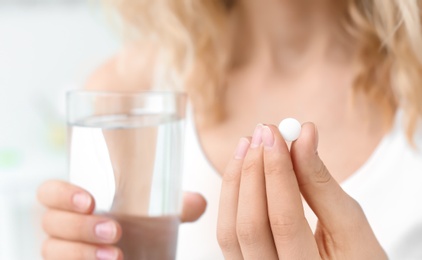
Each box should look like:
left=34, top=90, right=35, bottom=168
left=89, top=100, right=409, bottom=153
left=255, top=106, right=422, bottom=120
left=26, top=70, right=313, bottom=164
left=230, top=0, right=352, bottom=71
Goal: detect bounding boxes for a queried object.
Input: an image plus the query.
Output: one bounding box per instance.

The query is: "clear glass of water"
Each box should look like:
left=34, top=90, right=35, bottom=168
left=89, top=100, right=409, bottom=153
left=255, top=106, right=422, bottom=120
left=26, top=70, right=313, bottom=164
left=67, top=91, right=187, bottom=260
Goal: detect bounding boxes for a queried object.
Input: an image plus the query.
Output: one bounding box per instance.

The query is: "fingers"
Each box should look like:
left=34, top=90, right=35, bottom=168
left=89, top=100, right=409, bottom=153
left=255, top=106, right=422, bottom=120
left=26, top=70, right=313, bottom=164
left=38, top=180, right=205, bottom=222
left=37, top=180, right=95, bottom=214
left=236, top=125, right=278, bottom=259
left=42, top=238, right=123, bottom=260
left=218, top=122, right=385, bottom=260
left=217, top=137, right=250, bottom=260
left=262, top=125, right=320, bottom=259
left=291, top=123, right=386, bottom=258
left=181, top=192, right=207, bottom=223
left=38, top=181, right=124, bottom=258
left=290, top=123, right=363, bottom=231
left=42, top=210, right=122, bottom=244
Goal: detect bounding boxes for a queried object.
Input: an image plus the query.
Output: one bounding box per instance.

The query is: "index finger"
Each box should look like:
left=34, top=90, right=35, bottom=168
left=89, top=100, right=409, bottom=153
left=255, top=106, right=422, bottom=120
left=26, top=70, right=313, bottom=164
left=262, top=125, right=320, bottom=259
left=37, top=180, right=95, bottom=214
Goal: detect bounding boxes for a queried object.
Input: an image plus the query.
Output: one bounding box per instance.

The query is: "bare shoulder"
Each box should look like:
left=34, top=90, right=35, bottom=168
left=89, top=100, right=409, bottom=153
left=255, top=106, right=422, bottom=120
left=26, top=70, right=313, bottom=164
left=85, top=44, right=157, bottom=92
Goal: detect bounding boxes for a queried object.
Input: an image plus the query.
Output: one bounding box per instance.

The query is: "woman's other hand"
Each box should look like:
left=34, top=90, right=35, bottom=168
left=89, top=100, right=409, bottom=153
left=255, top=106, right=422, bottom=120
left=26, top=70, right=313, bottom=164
left=38, top=181, right=206, bottom=260
left=217, top=123, right=387, bottom=259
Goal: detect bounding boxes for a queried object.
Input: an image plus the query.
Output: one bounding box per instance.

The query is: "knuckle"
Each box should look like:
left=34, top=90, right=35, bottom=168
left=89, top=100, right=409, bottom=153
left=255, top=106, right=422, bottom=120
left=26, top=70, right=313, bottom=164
left=217, top=228, right=239, bottom=252
left=223, top=164, right=240, bottom=182
left=332, top=196, right=368, bottom=234
left=265, top=160, right=293, bottom=177
left=269, top=214, right=301, bottom=241
left=347, top=198, right=366, bottom=225
left=348, top=197, right=362, bottom=211
left=313, top=161, right=331, bottom=184
left=236, top=221, right=259, bottom=246
left=241, top=159, right=258, bottom=175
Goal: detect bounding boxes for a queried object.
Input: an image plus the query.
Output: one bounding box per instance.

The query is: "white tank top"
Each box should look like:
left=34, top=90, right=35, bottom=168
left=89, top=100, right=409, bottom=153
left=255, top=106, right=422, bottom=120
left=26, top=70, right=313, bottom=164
left=177, top=108, right=422, bottom=260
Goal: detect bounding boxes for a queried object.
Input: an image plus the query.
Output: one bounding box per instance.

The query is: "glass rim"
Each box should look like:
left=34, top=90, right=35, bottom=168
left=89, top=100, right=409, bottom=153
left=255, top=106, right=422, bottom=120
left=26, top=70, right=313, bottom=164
left=66, top=90, right=187, bottom=98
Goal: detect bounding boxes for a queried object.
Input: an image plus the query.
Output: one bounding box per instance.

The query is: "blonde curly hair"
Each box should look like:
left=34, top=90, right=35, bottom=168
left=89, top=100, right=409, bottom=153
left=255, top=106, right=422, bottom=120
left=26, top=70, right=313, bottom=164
left=107, top=0, right=422, bottom=139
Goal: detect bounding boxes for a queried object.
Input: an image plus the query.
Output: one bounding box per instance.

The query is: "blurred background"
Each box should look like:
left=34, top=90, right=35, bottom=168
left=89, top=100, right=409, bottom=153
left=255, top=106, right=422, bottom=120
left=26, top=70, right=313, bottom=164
left=0, top=0, right=120, bottom=258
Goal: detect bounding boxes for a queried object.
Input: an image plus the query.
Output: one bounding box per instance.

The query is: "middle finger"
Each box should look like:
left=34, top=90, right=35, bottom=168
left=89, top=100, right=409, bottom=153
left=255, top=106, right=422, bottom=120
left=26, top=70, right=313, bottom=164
left=262, top=125, right=319, bottom=259
left=237, top=124, right=278, bottom=259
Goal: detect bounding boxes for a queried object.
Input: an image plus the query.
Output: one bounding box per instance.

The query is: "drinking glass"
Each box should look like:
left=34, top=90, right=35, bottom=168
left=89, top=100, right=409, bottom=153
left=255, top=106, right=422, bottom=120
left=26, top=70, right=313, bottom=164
left=67, top=91, right=187, bottom=260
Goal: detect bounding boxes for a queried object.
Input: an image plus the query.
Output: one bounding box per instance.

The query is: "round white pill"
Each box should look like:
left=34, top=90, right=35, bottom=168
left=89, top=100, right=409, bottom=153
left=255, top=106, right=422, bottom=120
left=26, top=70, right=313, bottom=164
left=278, top=118, right=302, bottom=142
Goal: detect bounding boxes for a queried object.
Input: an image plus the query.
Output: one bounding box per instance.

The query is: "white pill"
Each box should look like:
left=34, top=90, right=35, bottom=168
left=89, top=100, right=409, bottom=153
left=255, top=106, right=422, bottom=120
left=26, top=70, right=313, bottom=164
left=278, top=118, right=302, bottom=142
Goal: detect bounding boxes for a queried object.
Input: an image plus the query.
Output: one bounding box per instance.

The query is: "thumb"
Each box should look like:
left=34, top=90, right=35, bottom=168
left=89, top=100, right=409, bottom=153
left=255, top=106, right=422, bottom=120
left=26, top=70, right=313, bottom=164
left=181, top=192, right=207, bottom=223
left=291, top=122, right=386, bottom=259
left=290, top=123, right=365, bottom=232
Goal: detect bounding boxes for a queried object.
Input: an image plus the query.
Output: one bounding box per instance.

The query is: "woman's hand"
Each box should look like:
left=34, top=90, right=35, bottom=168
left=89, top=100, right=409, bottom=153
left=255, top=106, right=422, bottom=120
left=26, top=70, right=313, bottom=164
left=217, top=123, right=387, bottom=259
left=37, top=181, right=206, bottom=260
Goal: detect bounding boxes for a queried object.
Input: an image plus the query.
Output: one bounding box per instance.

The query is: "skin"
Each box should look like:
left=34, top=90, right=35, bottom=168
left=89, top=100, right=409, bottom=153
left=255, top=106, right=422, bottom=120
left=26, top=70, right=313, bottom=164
left=38, top=0, right=390, bottom=259
left=217, top=124, right=385, bottom=259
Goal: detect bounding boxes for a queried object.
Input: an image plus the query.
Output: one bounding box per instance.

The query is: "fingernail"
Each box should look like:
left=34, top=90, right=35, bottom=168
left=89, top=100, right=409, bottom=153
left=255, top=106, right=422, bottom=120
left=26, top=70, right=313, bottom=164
left=262, top=126, right=275, bottom=148
left=251, top=124, right=263, bottom=148
left=95, top=221, right=117, bottom=241
left=235, top=138, right=250, bottom=160
left=96, top=248, right=118, bottom=260
left=72, top=192, right=91, bottom=211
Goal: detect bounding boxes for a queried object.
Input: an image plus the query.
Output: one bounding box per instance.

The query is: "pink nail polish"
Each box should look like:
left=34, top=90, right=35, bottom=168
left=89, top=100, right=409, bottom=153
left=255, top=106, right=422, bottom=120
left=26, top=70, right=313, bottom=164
left=95, top=221, right=117, bottom=242
left=72, top=193, right=91, bottom=211
left=96, top=248, right=118, bottom=260
left=235, top=138, right=250, bottom=160
left=251, top=124, right=263, bottom=148
left=262, top=126, right=275, bottom=148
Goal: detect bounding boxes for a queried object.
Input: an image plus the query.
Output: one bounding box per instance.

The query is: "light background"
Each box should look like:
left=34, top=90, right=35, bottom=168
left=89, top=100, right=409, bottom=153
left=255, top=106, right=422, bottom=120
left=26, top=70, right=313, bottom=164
left=0, top=1, right=120, bottom=258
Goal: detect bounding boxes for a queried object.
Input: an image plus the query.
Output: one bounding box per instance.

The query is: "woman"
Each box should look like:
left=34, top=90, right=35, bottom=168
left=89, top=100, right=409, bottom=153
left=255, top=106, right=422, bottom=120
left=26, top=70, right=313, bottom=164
left=38, top=0, right=422, bottom=259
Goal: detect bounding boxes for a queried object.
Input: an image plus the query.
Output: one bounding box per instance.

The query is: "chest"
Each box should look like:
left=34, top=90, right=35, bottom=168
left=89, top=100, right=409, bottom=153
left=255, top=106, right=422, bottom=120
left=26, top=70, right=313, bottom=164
left=196, top=72, right=388, bottom=183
